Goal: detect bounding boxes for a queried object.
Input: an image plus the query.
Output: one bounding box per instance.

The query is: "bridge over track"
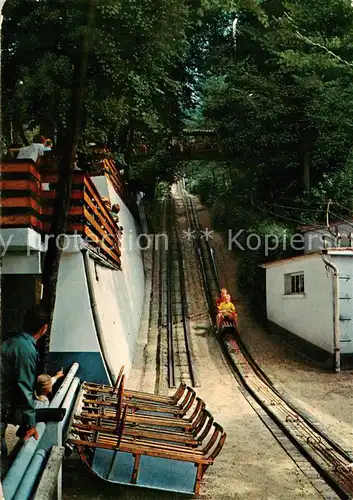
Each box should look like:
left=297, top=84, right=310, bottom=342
left=133, top=129, right=224, bottom=162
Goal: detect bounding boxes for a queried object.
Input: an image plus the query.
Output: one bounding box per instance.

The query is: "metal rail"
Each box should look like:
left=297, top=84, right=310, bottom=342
left=222, top=338, right=353, bottom=499
left=182, top=196, right=211, bottom=314
left=163, top=194, right=198, bottom=388
left=174, top=200, right=198, bottom=388
left=210, top=247, right=221, bottom=292
left=179, top=180, right=353, bottom=499
left=166, top=205, right=176, bottom=388
left=185, top=194, right=219, bottom=320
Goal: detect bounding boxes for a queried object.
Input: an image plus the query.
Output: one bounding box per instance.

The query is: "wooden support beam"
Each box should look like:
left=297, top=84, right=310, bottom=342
left=131, top=454, right=141, bottom=484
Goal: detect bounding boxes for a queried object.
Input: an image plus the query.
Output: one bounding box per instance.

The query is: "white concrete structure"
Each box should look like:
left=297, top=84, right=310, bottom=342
left=49, top=175, right=144, bottom=383
left=0, top=175, right=145, bottom=384
left=262, top=248, right=353, bottom=370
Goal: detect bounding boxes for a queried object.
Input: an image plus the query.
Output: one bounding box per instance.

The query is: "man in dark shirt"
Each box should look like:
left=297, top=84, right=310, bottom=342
left=1, top=307, right=48, bottom=457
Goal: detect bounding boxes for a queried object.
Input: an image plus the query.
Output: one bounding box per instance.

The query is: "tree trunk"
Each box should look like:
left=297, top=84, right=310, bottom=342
left=14, top=120, right=29, bottom=146
left=117, top=125, right=129, bottom=152
left=303, top=151, right=310, bottom=194
left=39, top=0, right=96, bottom=369
left=124, top=116, right=134, bottom=178
left=39, top=118, right=55, bottom=140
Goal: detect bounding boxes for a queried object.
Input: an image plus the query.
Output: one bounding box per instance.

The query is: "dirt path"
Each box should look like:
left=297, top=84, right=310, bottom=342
left=62, top=187, right=352, bottom=499
left=125, top=186, right=322, bottom=499
left=194, top=200, right=353, bottom=451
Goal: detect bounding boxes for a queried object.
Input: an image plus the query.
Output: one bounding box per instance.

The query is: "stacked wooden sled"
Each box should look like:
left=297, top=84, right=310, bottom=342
left=67, top=367, right=227, bottom=497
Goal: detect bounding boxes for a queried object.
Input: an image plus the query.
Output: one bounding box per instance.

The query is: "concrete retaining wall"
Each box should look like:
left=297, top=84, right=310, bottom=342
left=0, top=177, right=145, bottom=384
left=49, top=176, right=145, bottom=383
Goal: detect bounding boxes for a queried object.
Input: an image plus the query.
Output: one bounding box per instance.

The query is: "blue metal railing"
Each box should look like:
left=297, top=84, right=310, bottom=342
left=2, top=362, right=80, bottom=500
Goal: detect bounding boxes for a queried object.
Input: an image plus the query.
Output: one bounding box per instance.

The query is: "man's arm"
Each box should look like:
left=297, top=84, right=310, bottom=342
left=16, top=348, right=37, bottom=428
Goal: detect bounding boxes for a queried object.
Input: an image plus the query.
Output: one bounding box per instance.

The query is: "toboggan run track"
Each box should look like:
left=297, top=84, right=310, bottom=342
left=176, top=180, right=353, bottom=500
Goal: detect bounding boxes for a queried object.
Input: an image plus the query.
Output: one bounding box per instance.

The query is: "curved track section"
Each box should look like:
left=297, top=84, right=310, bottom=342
left=178, top=180, right=353, bottom=500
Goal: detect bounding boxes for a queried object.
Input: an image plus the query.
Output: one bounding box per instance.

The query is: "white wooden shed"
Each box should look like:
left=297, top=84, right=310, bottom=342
left=261, top=247, right=353, bottom=370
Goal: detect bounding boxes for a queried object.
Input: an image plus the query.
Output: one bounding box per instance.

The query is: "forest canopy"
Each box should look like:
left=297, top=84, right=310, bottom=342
left=3, top=0, right=353, bottom=313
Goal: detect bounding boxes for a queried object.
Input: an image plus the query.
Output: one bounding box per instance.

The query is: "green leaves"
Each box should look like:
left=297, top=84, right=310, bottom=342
left=2, top=0, right=193, bottom=145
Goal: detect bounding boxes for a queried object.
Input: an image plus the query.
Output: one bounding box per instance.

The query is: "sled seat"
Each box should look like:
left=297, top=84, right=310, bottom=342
left=83, top=365, right=186, bottom=406
left=68, top=397, right=226, bottom=497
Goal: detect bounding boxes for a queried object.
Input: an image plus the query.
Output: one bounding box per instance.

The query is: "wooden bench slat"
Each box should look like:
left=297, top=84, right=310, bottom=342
left=0, top=163, right=41, bottom=180
left=0, top=179, right=41, bottom=194
left=0, top=214, right=42, bottom=230
left=0, top=197, right=41, bottom=212
left=84, top=180, right=118, bottom=234
left=72, top=423, right=200, bottom=445
left=68, top=439, right=213, bottom=464
left=84, top=226, right=121, bottom=267
left=83, top=207, right=119, bottom=251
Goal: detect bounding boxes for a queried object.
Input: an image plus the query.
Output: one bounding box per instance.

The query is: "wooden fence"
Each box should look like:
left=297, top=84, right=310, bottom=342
left=0, top=160, right=121, bottom=269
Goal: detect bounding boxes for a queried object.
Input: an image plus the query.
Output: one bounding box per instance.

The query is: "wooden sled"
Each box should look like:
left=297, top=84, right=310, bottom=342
left=83, top=374, right=196, bottom=418
left=67, top=375, right=226, bottom=497
left=217, top=313, right=238, bottom=335
left=84, top=365, right=187, bottom=406
left=78, top=375, right=209, bottom=435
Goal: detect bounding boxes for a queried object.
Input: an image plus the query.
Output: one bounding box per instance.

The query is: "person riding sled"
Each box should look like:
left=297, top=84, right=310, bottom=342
left=216, top=288, right=228, bottom=308
left=216, top=294, right=237, bottom=330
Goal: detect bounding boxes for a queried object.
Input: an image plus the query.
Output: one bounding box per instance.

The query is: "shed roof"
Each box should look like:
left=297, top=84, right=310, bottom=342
left=260, top=252, right=318, bottom=268
left=261, top=247, right=353, bottom=268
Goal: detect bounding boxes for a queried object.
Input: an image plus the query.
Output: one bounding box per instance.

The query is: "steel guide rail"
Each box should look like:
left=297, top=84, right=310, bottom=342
left=178, top=180, right=353, bottom=500
left=166, top=200, right=176, bottom=388
left=186, top=195, right=219, bottom=319
left=222, top=337, right=353, bottom=499
left=155, top=199, right=167, bottom=394
left=160, top=194, right=198, bottom=388
left=180, top=191, right=213, bottom=317
left=173, top=197, right=198, bottom=388
left=158, top=196, right=175, bottom=389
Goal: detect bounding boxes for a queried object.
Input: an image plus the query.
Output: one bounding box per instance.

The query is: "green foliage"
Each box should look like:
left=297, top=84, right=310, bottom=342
left=1, top=0, right=194, bottom=146
left=4, top=0, right=353, bottom=319
left=155, top=181, right=171, bottom=201
left=184, top=0, right=353, bottom=316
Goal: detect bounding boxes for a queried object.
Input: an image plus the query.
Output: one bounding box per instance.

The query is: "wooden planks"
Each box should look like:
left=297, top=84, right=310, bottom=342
left=84, top=227, right=121, bottom=268
left=68, top=372, right=227, bottom=497
left=83, top=175, right=121, bottom=268
left=0, top=162, right=43, bottom=231
left=0, top=160, right=122, bottom=269
left=102, top=158, right=135, bottom=212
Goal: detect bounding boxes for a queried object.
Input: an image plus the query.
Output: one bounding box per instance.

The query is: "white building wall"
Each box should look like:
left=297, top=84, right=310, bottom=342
left=266, top=253, right=334, bottom=353
left=1, top=251, right=41, bottom=274
left=93, top=176, right=145, bottom=380
left=87, top=256, right=141, bottom=382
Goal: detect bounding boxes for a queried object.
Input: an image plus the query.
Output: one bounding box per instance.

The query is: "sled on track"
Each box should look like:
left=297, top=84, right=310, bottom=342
left=216, top=311, right=238, bottom=336
left=67, top=367, right=226, bottom=497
